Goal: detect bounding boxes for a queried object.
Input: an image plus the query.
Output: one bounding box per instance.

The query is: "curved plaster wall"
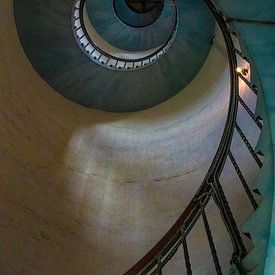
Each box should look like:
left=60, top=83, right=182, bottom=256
left=0, top=1, right=261, bottom=274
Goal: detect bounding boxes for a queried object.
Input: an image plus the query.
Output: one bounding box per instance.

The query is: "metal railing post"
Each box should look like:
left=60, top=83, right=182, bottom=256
left=209, top=177, right=247, bottom=269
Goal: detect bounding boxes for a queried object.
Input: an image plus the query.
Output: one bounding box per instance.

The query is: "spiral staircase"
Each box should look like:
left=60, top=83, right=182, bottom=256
left=0, top=0, right=274, bottom=274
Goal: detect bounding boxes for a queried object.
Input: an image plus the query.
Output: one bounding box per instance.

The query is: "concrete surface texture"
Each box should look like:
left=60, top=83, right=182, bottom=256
left=0, top=1, right=261, bottom=274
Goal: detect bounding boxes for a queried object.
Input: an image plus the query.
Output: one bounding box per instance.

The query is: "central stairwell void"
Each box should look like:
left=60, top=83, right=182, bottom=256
left=1, top=0, right=274, bottom=274
left=14, top=0, right=215, bottom=111
left=72, top=0, right=178, bottom=70
left=126, top=0, right=163, bottom=14
left=118, top=0, right=165, bottom=27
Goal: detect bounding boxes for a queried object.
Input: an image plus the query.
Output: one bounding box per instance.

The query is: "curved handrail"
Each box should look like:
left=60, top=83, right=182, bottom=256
left=72, top=0, right=178, bottom=70
left=124, top=0, right=245, bottom=273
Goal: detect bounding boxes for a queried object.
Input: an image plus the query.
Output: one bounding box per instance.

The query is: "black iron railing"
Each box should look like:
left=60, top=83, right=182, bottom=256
left=72, top=0, right=178, bottom=70
left=124, top=0, right=264, bottom=273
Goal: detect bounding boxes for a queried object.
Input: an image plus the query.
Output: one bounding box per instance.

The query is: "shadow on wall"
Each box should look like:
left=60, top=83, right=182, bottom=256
left=0, top=1, right=230, bottom=274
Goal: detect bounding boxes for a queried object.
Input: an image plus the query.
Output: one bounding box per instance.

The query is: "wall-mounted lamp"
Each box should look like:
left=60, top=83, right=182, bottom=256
left=236, top=66, right=249, bottom=76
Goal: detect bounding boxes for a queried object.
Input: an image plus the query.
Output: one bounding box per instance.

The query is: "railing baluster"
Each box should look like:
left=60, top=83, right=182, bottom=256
left=228, top=151, right=258, bottom=210
left=235, top=122, right=263, bottom=168
left=234, top=48, right=249, bottom=63
left=201, top=210, right=223, bottom=275
left=238, top=95, right=262, bottom=129
left=237, top=72, right=258, bottom=95
left=74, top=25, right=81, bottom=31
left=209, top=177, right=247, bottom=270
left=181, top=229, right=192, bottom=275
left=157, top=255, right=162, bottom=275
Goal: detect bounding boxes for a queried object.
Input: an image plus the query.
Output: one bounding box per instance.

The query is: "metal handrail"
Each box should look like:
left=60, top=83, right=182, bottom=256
left=124, top=0, right=258, bottom=273
left=72, top=0, right=178, bottom=70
